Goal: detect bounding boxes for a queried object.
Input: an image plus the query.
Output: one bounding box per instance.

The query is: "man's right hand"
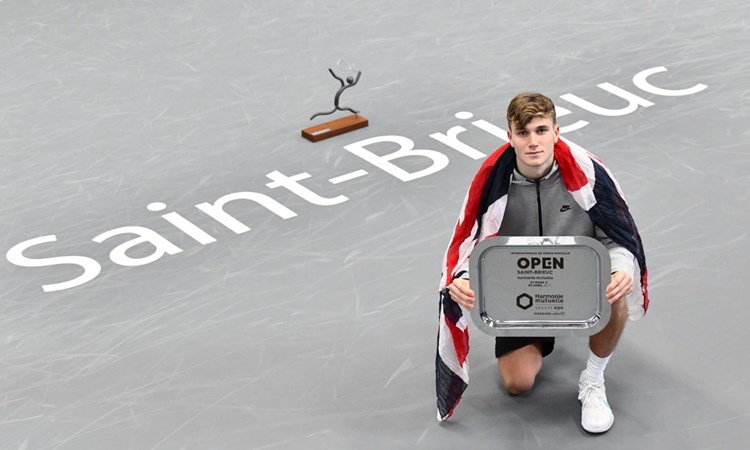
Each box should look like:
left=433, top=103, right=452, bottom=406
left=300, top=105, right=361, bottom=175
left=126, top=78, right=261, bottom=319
left=448, top=278, right=475, bottom=310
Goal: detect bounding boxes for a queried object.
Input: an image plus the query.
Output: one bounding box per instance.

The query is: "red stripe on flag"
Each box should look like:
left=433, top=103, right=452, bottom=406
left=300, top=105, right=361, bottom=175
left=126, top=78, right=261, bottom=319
left=641, top=267, right=649, bottom=312
left=445, top=316, right=470, bottom=366
left=444, top=144, right=511, bottom=282
left=555, top=140, right=589, bottom=192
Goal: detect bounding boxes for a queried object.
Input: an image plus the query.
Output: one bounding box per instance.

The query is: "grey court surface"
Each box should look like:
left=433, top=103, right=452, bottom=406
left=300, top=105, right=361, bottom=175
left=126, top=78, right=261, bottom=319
left=1, top=1, right=749, bottom=449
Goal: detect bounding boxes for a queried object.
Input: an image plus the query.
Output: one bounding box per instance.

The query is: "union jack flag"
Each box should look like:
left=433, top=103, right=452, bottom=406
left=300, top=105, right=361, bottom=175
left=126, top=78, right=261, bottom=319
left=436, top=137, right=649, bottom=421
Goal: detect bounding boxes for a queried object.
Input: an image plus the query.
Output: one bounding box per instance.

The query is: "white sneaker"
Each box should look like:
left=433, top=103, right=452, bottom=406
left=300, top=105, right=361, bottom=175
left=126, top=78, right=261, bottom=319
left=578, top=371, right=614, bottom=433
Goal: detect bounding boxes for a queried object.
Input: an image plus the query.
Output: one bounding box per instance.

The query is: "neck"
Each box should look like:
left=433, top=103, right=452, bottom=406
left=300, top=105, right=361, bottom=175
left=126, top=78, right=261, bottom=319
left=516, top=159, right=554, bottom=181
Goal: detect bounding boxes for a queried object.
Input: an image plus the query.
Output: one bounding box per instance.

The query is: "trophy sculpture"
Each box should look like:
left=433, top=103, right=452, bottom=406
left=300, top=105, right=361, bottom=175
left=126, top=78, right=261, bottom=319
left=302, top=60, right=368, bottom=142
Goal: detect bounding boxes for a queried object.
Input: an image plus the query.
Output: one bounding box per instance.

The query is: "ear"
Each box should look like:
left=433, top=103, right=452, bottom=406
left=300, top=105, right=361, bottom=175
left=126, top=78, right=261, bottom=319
left=553, top=123, right=560, bottom=143
left=506, top=129, right=512, bottom=141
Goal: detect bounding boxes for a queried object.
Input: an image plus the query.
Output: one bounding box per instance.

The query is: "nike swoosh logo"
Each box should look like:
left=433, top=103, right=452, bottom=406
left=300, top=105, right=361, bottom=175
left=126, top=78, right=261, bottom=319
left=560, top=205, right=572, bottom=212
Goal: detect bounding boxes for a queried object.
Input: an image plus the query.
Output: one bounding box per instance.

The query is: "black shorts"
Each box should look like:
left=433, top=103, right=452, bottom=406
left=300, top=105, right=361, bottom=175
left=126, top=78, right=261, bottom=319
left=495, top=336, right=555, bottom=358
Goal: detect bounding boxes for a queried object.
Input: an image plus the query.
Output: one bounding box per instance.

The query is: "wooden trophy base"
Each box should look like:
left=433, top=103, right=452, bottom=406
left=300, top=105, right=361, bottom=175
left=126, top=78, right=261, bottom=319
left=302, top=114, right=368, bottom=142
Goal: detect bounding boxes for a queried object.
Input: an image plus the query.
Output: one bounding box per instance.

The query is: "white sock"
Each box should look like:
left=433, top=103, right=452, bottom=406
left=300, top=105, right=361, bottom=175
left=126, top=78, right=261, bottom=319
left=583, top=350, right=611, bottom=383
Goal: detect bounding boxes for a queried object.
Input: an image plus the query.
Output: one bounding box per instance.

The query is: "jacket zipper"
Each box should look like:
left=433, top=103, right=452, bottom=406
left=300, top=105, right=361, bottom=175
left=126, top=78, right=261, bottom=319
left=534, top=180, right=543, bottom=235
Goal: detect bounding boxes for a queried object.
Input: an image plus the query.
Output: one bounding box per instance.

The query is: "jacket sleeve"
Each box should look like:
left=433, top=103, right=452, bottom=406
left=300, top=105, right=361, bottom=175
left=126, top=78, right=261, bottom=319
left=594, top=225, right=635, bottom=276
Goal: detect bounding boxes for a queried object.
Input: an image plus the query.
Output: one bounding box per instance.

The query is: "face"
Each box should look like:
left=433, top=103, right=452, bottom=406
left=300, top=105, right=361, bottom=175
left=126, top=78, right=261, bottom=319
left=507, top=116, right=560, bottom=179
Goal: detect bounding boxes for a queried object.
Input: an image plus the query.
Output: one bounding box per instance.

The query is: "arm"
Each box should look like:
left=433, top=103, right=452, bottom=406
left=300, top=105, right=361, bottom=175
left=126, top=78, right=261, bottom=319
left=328, top=68, right=344, bottom=86
left=448, top=277, right=475, bottom=310
left=595, top=226, right=635, bottom=304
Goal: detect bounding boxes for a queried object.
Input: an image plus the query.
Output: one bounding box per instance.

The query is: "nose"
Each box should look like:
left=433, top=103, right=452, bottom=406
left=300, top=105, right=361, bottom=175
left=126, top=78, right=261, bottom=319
left=528, top=133, right=539, bottom=147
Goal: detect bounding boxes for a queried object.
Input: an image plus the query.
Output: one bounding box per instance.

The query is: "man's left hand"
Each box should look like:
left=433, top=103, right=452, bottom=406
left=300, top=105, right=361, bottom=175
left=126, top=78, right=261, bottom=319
left=606, top=271, right=633, bottom=304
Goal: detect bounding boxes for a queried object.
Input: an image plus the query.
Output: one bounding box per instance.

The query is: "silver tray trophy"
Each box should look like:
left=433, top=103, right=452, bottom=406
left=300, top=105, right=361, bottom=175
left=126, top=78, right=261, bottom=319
left=469, top=236, right=611, bottom=337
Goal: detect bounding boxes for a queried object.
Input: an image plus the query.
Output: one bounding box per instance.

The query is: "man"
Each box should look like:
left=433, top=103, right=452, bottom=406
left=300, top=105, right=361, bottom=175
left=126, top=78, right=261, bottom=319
left=436, top=92, right=649, bottom=433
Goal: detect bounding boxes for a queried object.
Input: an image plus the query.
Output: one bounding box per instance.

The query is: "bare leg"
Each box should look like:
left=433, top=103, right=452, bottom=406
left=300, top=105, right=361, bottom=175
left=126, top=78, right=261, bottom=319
left=497, top=343, right=544, bottom=395
left=578, top=298, right=627, bottom=434
left=589, top=298, right=628, bottom=357
left=339, top=106, right=359, bottom=115
left=310, top=108, right=337, bottom=121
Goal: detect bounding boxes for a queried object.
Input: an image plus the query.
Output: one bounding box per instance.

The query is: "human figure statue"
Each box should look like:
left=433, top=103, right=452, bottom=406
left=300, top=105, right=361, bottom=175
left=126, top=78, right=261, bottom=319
left=310, top=68, right=362, bottom=120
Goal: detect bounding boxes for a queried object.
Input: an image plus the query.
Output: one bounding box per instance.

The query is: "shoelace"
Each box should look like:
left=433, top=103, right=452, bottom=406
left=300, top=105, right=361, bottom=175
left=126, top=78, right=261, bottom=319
left=578, top=381, right=609, bottom=409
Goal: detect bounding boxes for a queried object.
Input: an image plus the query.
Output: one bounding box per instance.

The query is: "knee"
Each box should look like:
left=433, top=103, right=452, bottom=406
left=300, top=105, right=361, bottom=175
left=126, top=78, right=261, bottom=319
left=497, top=344, right=543, bottom=395
left=503, top=376, right=535, bottom=395
left=501, top=372, right=536, bottom=395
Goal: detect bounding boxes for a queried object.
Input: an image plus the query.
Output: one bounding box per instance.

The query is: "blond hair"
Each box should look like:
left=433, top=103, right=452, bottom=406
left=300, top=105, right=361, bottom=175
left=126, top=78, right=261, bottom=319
left=506, top=92, right=556, bottom=130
